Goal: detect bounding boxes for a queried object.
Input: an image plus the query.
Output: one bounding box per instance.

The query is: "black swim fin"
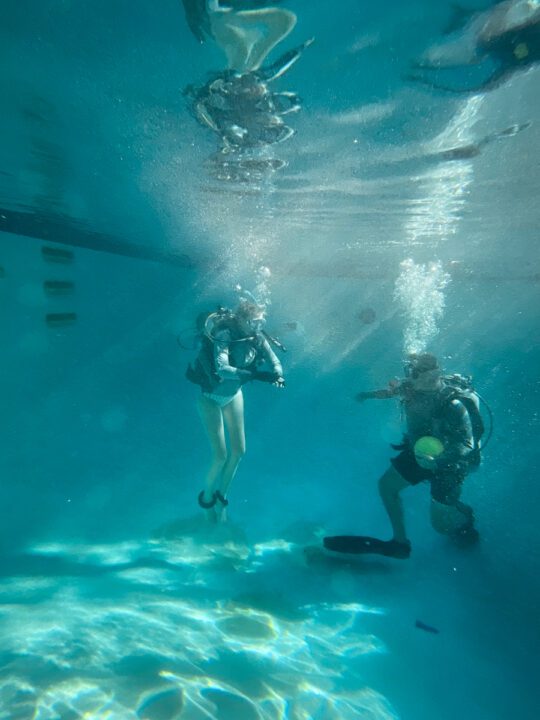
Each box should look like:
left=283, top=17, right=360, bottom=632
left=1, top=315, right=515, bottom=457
left=323, top=535, right=411, bottom=559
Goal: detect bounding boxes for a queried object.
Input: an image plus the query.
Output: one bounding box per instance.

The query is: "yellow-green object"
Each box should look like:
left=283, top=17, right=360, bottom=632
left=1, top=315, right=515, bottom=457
left=513, top=43, right=529, bottom=60
left=414, top=436, right=444, bottom=459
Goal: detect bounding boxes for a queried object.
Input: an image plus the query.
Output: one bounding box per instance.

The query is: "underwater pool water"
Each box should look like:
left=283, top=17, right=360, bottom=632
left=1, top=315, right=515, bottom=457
left=1, top=1, right=539, bottom=719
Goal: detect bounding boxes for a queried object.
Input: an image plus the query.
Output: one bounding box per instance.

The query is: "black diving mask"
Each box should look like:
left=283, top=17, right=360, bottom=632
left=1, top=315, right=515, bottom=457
left=404, top=359, right=440, bottom=381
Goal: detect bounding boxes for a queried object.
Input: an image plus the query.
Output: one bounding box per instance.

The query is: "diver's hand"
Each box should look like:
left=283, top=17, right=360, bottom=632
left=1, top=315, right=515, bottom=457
left=355, top=392, right=370, bottom=403
left=251, top=371, right=286, bottom=388
left=250, top=370, right=278, bottom=384
left=415, top=454, right=437, bottom=471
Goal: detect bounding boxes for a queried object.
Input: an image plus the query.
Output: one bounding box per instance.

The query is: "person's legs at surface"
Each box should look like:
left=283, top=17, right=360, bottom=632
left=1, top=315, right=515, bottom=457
left=208, top=12, right=247, bottom=70
left=209, top=8, right=296, bottom=72
left=216, top=390, right=246, bottom=521
left=239, top=8, right=297, bottom=71
left=197, top=394, right=228, bottom=522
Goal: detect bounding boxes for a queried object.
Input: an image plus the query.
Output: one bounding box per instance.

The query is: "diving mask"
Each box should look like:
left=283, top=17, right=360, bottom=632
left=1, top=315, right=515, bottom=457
left=247, top=316, right=266, bottom=333
left=404, top=353, right=440, bottom=380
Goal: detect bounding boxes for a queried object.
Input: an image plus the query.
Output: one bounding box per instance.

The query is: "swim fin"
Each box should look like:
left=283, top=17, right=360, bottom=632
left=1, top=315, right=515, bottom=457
left=323, top=535, right=411, bottom=559
left=260, top=37, right=314, bottom=81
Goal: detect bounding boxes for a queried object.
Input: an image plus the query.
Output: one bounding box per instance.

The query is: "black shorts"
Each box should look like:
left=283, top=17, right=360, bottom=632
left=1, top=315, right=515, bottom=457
left=391, top=449, right=464, bottom=505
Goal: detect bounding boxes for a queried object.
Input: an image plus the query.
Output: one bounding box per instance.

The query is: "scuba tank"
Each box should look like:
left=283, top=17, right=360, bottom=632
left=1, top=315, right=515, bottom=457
left=185, top=308, right=236, bottom=392
left=440, top=373, right=493, bottom=468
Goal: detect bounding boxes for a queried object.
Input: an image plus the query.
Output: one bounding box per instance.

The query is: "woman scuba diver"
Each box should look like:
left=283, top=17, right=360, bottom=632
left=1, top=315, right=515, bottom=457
left=186, top=300, right=285, bottom=522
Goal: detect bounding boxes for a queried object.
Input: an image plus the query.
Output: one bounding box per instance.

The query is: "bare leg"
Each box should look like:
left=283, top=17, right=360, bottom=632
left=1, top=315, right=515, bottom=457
left=378, top=466, right=411, bottom=543
left=216, top=390, right=246, bottom=521
left=197, top=394, right=227, bottom=522
left=209, top=8, right=297, bottom=72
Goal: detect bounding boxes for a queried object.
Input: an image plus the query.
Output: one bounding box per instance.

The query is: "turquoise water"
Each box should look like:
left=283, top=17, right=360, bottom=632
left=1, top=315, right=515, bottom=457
left=1, top=1, right=539, bottom=719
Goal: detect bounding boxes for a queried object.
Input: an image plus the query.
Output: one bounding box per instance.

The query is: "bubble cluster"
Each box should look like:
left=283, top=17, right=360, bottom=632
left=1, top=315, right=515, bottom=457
left=235, top=265, right=273, bottom=309
left=253, top=265, right=272, bottom=308
left=394, top=258, right=451, bottom=355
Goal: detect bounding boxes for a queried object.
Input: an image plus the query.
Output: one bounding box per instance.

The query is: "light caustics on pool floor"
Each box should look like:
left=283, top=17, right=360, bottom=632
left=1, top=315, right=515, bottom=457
left=0, top=534, right=398, bottom=720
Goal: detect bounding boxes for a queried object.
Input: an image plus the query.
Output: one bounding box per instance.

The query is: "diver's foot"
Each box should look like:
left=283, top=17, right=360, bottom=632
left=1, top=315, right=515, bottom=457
left=216, top=509, right=227, bottom=524
left=198, top=489, right=218, bottom=522
left=451, top=503, right=479, bottom=547
left=215, top=490, right=229, bottom=523
left=382, top=539, right=412, bottom=559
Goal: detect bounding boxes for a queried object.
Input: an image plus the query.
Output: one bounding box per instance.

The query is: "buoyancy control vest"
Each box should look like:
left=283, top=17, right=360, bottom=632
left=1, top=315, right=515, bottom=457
left=185, top=308, right=271, bottom=392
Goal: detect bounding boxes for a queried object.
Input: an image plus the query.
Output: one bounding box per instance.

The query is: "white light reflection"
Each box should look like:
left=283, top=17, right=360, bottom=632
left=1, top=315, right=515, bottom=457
left=394, top=258, right=451, bottom=354
left=403, top=96, right=484, bottom=247
left=0, top=536, right=399, bottom=719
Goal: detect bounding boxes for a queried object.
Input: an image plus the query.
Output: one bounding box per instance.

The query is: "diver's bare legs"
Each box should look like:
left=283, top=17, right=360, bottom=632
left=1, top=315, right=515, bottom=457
left=217, top=390, right=246, bottom=521
left=197, top=394, right=228, bottom=522
left=379, top=463, right=475, bottom=541
left=196, top=391, right=246, bottom=523
left=209, top=7, right=297, bottom=72
left=378, top=466, right=411, bottom=543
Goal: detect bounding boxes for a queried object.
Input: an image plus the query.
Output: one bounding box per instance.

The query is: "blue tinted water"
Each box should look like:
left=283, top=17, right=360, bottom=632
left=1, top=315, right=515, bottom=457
left=1, top=1, right=539, bottom=719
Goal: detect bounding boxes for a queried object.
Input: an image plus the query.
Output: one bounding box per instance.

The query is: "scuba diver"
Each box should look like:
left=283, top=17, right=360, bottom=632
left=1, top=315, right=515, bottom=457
left=325, top=353, right=491, bottom=559
left=184, top=37, right=313, bottom=151
left=405, top=0, right=540, bottom=93
left=181, top=1, right=296, bottom=73
left=185, top=301, right=285, bottom=523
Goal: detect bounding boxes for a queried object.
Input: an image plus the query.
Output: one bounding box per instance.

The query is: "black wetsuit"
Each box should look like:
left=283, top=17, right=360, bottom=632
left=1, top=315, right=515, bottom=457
left=366, top=381, right=474, bottom=504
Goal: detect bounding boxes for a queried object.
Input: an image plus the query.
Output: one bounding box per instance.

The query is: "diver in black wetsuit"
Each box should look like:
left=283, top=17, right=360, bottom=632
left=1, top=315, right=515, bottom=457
left=325, top=354, right=482, bottom=559
left=406, top=0, right=540, bottom=93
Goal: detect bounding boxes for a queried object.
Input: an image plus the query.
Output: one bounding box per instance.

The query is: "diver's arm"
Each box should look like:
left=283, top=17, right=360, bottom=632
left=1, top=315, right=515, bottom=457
left=356, top=389, right=395, bottom=401
left=355, top=380, right=401, bottom=403
left=435, top=399, right=474, bottom=469
left=213, top=336, right=252, bottom=381
left=259, top=337, right=284, bottom=381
